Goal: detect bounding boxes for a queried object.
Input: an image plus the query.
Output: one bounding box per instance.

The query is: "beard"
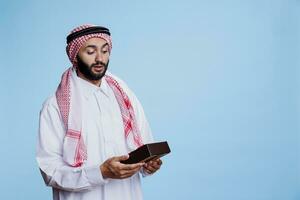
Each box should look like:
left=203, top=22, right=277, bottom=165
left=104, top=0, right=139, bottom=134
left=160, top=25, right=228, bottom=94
left=76, top=55, right=109, bottom=81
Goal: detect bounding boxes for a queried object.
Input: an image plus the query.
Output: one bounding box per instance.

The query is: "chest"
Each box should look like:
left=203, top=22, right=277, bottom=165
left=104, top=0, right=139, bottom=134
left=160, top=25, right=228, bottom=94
left=81, top=90, right=128, bottom=162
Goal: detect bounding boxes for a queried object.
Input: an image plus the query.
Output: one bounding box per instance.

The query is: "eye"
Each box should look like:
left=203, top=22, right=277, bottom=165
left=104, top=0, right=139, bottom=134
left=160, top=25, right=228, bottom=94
left=87, top=51, right=95, bottom=55
left=101, top=47, right=109, bottom=54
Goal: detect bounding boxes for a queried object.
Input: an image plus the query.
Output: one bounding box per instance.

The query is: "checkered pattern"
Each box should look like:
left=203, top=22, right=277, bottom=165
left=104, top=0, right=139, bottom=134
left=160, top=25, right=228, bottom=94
left=56, top=68, right=143, bottom=167
left=106, top=75, right=143, bottom=147
left=56, top=24, right=141, bottom=167
left=56, top=69, right=87, bottom=167
left=56, top=69, right=71, bottom=127
left=66, top=129, right=87, bottom=167
left=66, top=24, right=112, bottom=66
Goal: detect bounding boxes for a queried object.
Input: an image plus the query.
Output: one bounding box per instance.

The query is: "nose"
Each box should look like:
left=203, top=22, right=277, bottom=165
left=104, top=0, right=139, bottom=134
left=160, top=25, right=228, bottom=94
left=95, top=51, right=104, bottom=63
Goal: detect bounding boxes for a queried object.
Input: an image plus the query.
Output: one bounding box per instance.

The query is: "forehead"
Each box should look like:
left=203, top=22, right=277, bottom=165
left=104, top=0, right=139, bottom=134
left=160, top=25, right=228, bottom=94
left=82, top=37, right=108, bottom=48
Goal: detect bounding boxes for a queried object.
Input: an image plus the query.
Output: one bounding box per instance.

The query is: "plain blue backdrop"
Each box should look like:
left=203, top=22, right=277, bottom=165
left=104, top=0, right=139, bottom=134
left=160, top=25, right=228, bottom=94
left=0, top=0, right=299, bottom=199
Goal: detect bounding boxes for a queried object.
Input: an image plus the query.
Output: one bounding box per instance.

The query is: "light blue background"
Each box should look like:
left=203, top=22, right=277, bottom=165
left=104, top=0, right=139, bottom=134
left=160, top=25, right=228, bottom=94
left=0, top=0, right=299, bottom=199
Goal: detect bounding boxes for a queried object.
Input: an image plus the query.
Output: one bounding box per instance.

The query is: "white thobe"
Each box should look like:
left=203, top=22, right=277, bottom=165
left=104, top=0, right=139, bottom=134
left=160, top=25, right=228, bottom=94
left=36, top=70, right=153, bottom=200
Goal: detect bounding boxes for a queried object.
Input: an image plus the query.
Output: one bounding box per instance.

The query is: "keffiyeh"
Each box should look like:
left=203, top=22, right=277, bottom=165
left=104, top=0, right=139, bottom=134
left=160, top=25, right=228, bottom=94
left=55, top=24, right=143, bottom=167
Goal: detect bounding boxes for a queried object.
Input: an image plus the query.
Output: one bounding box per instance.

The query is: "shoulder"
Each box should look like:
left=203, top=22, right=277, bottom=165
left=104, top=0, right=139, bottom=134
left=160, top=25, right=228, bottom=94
left=40, top=94, right=60, bottom=117
left=106, top=71, right=142, bottom=104
left=41, top=94, right=58, bottom=109
left=106, top=71, right=145, bottom=115
left=106, top=71, right=130, bottom=89
left=105, top=71, right=135, bottom=96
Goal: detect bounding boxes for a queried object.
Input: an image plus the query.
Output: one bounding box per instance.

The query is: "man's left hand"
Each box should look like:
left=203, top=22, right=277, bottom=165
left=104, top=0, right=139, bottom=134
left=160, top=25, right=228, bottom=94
left=143, top=158, right=162, bottom=174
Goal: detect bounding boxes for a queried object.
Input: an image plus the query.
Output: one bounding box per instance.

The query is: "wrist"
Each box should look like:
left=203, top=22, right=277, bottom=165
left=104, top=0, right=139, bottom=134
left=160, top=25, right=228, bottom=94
left=100, top=164, right=108, bottom=179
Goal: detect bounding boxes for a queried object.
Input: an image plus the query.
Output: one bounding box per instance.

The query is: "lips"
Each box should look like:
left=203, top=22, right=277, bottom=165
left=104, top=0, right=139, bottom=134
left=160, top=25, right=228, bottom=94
left=92, top=65, right=104, bottom=73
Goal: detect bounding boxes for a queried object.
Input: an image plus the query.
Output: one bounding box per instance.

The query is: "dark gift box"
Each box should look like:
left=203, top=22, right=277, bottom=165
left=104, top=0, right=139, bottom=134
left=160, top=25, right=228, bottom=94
left=121, top=141, right=171, bottom=164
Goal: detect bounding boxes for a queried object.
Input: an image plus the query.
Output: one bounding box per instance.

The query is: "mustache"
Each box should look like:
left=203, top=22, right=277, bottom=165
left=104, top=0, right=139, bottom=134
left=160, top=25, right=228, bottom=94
left=91, top=61, right=106, bottom=67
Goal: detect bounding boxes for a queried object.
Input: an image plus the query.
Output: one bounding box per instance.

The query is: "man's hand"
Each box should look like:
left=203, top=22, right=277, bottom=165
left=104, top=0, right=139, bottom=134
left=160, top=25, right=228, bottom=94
left=143, top=158, right=162, bottom=174
left=100, top=155, right=144, bottom=179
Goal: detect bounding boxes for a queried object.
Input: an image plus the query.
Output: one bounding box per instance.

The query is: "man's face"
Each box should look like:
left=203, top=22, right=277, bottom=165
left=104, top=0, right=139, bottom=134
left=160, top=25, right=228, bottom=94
left=77, top=37, right=110, bottom=81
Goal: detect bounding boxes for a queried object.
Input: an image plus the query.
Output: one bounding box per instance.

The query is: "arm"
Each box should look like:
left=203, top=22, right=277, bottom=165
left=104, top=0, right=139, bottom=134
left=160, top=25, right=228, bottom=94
left=102, top=73, right=162, bottom=176
left=125, top=86, right=163, bottom=176
left=36, top=97, right=108, bottom=192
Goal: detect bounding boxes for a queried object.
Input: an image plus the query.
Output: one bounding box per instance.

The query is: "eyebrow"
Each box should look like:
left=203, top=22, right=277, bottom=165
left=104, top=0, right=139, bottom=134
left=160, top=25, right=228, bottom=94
left=85, top=43, right=108, bottom=50
left=101, top=43, right=109, bottom=48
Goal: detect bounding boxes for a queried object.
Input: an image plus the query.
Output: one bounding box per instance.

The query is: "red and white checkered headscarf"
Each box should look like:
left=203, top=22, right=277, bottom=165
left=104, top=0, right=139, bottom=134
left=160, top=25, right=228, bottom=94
left=66, top=24, right=113, bottom=66
left=55, top=24, right=143, bottom=167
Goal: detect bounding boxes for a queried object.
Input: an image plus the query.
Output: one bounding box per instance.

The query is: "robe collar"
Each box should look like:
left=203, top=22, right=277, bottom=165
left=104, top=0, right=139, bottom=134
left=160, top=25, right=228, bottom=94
left=72, top=68, right=110, bottom=99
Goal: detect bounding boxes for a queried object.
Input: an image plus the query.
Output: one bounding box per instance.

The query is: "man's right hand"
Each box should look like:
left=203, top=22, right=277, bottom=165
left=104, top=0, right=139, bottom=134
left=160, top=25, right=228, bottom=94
left=100, top=155, right=144, bottom=179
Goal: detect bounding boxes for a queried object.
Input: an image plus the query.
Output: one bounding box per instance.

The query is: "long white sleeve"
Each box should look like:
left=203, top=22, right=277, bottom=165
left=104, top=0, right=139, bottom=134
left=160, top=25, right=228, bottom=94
left=36, top=72, right=154, bottom=200
left=36, top=97, right=108, bottom=192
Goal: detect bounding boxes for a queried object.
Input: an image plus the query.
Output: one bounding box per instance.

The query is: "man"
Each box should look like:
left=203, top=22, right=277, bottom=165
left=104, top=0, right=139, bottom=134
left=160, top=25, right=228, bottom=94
left=36, top=24, right=162, bottom=200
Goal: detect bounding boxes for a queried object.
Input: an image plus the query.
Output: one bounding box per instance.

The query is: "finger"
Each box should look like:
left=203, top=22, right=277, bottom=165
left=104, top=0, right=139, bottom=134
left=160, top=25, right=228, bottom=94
left=144, top=164, right=156, bottom=172
left=155, top=158, right=162, bottom=165
left=148, top=159, right=162, bottom=168
left=120, top=167, right=141, bottom=177
left=155, top=159, right=163, bottom=167
left=143, top=168, right=153, bottom=174
left=120, top=162, right=144, bottom=170
left=112, top=162, right=143, bottom=176
left=147, top=160, right=154, bottom=166
left=147, top=160, right=159, bottom=168
left=144, top=162, right=151, bottom=168
left=117, top=166, right=142, bottom=179
left=108, top=164, right=118, bottom=175
left=151, top=162, right=161, bottom=170
left=114, top=155, right=129, bottom=161
left=150, top=158, right=162, bottom=166
left=109, top=162, right=142, bottom=177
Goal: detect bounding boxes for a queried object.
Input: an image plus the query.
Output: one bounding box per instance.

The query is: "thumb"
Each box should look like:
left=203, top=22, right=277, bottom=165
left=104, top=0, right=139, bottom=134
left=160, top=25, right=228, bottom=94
left=115, top=154, right=129, bottom=161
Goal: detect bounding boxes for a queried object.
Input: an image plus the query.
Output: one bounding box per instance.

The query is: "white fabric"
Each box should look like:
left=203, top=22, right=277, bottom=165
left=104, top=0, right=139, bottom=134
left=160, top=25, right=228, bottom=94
left=36, top=70, right=154, bottom=200
left=64, top=68, right=85, bottom=166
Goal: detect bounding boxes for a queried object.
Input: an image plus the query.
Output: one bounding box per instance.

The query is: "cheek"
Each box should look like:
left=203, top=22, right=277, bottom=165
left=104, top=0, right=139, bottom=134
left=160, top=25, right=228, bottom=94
left=104, top=54, right=110, bottom=62
left=81, top=55, right=95, bottom=66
